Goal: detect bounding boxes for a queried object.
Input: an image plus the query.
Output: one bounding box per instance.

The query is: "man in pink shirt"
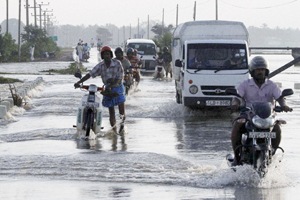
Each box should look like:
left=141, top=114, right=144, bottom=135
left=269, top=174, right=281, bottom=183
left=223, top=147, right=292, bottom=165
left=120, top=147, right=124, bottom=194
left=231, top=56, right=291, bottom=166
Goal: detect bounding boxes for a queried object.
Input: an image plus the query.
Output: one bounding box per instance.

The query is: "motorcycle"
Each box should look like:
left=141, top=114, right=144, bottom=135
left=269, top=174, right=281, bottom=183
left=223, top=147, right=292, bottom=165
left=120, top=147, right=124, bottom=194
left=226, top=88, right=293, bottom=177
left=82, top=51, right=90, bottom=62
left=153, top=57, right=165, bottom=80
left=73, top=71, right=103, bottom=139
left=123, top=68, right=134, bottom=95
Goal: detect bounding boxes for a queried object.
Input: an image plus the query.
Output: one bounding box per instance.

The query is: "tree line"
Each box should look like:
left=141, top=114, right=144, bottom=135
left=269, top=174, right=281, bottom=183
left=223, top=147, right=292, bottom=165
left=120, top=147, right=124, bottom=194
left=1, top=19, right=300, bottom=62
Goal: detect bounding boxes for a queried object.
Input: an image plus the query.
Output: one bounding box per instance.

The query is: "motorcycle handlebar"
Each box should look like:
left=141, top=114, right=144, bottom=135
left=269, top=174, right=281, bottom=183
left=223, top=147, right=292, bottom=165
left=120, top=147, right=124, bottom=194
left=75, top=84, right=104, bottom=92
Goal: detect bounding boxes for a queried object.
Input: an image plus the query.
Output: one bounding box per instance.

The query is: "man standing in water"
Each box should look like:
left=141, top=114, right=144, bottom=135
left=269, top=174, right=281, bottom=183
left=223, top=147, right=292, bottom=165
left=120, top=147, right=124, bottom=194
left=74, top=46, right=125, bottom=133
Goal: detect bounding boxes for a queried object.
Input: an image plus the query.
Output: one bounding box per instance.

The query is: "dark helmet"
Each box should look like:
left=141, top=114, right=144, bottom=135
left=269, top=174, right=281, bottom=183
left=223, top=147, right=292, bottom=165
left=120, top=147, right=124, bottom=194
left=114, top=47, right=123, bottom=55
left=163, top=47, right=169, bottom=52
left=100, top=46, right=113, bottom=59
left=249, top=56, right=269, bottom=77
left=126, top=47, right=134, bottom=55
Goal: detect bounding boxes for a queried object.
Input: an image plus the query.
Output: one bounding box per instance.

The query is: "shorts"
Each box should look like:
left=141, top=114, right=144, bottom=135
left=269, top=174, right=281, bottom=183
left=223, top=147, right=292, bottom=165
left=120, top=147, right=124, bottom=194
left=102, top=84, right=126, bottom=108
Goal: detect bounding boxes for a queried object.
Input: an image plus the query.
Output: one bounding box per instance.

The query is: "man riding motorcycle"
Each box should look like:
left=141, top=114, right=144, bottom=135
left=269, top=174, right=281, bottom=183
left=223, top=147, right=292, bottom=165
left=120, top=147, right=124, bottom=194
left=126, top=48, right=141, bottom=86
left=115, top=47, right=132, bottom=95
left=230, top=56, right=291, bottom=166
left=162, top=47, right=172, bottom=78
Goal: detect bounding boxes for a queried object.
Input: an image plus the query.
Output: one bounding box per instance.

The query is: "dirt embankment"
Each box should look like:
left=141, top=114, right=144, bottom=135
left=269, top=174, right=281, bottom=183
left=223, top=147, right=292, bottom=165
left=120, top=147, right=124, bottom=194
left=33, top=48, right=75, bottom=62
left=56, top=48, right=75, bottom=61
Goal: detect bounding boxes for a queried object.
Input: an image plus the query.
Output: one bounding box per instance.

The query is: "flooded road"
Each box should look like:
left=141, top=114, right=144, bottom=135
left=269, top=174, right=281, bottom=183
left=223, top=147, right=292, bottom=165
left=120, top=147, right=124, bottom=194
left=0, top=51, right=300, bottom=199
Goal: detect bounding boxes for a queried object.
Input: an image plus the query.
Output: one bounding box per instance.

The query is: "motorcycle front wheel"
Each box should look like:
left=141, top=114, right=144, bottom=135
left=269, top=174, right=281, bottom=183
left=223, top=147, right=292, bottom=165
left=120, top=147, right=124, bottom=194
left=257, top=150, right=269, bottom=177
left=85, top=109, right=94, bottom=137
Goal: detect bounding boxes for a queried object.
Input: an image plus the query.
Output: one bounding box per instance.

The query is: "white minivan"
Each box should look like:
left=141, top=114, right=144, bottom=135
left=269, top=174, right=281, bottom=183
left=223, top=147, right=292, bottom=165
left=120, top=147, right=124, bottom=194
left=172, top=20, right=250, bottom=109
left=125, top=39, right=157, bottom=73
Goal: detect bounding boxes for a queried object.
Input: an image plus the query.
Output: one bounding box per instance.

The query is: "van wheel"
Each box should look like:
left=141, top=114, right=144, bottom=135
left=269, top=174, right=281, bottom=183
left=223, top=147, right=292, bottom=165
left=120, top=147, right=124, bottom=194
left=176, top=90, right=182, bottom=104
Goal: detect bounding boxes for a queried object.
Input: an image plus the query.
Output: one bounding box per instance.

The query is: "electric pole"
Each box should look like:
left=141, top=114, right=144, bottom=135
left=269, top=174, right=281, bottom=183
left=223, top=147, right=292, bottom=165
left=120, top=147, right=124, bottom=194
left=18, top=0, right=21, bottom=62
left=6, top=0, right=9, bottom=34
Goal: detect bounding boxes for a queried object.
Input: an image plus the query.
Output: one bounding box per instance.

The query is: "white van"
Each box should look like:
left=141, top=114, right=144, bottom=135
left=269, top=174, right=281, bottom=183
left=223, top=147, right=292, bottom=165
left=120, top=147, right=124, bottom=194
left=125, top=39, right=157, bottom=73
left=173, top=20, right=250, bottom=109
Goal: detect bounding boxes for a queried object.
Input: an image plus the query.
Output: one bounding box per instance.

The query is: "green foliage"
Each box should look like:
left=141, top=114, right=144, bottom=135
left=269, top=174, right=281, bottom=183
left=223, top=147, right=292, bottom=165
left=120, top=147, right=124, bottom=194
left=21, top=25, right=60, bottom=61
left=151, top=23, right=174, bottom=53
left=0, top=33, right=18, bottom=62
left=0, top=76, right=22, bottom=84
left=96, top=27, right=112, bottom=44
left=40, top=62, right=87, bottom=75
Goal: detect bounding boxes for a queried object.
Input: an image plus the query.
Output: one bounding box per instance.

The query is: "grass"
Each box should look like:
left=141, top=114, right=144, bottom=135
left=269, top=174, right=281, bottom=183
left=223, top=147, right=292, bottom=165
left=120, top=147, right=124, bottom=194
left=0, top=76, right=23, bottom=84
left=40, top=62, right=87, bottom=74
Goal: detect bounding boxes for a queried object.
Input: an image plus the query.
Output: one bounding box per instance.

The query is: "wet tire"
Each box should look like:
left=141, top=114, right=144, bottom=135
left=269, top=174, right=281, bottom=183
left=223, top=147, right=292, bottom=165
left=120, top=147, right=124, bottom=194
left=85, top=109, right=94, bottom=137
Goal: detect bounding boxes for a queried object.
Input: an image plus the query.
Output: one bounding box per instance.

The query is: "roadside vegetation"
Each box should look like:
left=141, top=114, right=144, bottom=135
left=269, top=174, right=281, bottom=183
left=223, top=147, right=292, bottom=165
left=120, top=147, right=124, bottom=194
left=39, top=62, right=87, bottom=75
left=0, top=25, right=60, bottom=62
left=0, top=76, right=23, bottom=84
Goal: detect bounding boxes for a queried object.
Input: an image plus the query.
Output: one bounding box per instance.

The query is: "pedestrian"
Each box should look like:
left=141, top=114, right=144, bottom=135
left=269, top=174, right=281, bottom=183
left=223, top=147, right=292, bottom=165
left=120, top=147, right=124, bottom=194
left=74, top=46, right=126, bottom=133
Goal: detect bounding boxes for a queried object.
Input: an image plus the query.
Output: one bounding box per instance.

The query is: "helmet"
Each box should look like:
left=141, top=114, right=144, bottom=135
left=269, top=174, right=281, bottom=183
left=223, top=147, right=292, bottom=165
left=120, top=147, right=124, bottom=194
left=163, top=47, right=169, bottom=52
left=126, top=47, right=134, bottom=55
left=100, top=46, right=113, bottom=59
left=249, top=56, right=269, bottom=76
left=114, top=47, right=123, bottom=55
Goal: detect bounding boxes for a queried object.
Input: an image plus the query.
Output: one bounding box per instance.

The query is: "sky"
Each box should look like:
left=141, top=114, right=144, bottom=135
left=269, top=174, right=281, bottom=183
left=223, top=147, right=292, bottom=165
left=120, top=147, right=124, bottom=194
left=1, top=0, right=300, bottom=29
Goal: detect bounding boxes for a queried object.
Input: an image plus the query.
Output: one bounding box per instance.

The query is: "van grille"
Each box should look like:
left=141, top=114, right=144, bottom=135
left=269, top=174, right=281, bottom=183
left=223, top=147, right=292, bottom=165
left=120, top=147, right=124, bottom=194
left=201, top=85, right=235, bottom=96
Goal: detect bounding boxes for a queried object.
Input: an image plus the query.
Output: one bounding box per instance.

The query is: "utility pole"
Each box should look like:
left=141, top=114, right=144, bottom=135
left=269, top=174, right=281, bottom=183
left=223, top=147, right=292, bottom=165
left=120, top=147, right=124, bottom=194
left=147, top=15, right=149, bottom=39
left=176, top=4, right=178, bottom=27
left=34, top=0, right=37, bottom=26
left=123, top=25, right=125, bottom=46
left=18, top=0, right=21, bottom=62
left=137, top=18, right=139, bottom=38
left=43, top=9, right=53, bottom=32
left=216, top=0, right=218, bottom=20
left=28, top=0, right=38, bottom=27
left=37, top=2, right=50, bottom=29
left=25, top=0, right=29, bottom=26
left=6, top=0, right=9, bottom=34
left=162, top=8, right=164, bottom=36
left=193, top=1, right=196, bottom=21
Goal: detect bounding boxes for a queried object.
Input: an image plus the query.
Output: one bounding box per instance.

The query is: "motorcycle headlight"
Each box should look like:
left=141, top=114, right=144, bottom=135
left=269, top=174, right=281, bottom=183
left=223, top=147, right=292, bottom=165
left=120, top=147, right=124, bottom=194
left=189, top=85, right=198, bottom=94
left=252, top=115, right=275, bottom=129
left=88, top=84, right=98, bottom=92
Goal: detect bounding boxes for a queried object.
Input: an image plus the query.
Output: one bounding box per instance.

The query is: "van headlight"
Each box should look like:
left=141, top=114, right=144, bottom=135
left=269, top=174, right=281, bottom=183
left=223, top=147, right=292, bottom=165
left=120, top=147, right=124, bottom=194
left=189, top=85, right=198, bottom=94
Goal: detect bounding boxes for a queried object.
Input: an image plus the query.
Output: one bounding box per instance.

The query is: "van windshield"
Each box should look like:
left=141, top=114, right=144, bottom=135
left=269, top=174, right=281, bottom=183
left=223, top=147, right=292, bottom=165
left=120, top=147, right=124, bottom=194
left=187, top=43, right=248, bottom=70
left=127, top=43, right=156, bottom=55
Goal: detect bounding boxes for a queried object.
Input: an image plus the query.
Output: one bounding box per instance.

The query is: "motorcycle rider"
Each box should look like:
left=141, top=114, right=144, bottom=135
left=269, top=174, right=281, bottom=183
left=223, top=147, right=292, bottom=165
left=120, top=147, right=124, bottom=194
left=74, top=46, right=125, bottom=132
left=126, top=48, right=141, bottom=86
left=115, top=47, right=132, bottom=94
left=153, top=52, right=165, bottom=79
left=230, top=56, right=291, bottom=166
left=161, top=47, right=172, bottom=78
left=115, top=47, right=131, bottom=70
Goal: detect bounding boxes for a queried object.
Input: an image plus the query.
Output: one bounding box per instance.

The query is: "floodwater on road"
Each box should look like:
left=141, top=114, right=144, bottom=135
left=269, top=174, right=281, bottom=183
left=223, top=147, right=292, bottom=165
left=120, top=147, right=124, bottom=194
left=0, top=51, right=300, bottom=199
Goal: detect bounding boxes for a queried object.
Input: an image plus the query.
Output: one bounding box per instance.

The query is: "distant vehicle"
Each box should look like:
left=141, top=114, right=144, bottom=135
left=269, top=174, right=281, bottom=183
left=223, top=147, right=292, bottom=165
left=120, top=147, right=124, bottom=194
left=125, top=39, right=157, bottom=74
left=172, top=20, right=250, bottom=109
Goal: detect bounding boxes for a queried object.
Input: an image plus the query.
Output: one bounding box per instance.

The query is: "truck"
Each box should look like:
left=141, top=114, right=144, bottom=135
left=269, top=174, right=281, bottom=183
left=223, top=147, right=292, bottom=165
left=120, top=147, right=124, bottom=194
left=125, top=39, right=157, bottom=74
left=172, top=20, right=250, bottom=109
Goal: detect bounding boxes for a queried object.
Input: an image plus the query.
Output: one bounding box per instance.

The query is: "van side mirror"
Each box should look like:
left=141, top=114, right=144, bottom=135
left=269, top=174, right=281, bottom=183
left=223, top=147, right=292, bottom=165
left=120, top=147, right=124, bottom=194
left=175, top=59, right=182, bottom=67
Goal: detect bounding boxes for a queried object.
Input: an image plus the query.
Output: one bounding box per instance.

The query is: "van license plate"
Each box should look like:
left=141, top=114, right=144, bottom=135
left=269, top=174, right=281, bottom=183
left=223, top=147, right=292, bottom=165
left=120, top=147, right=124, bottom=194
left=206, top=100, right=230, bottom=106
left=249, top=132, right=276, bottom=138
